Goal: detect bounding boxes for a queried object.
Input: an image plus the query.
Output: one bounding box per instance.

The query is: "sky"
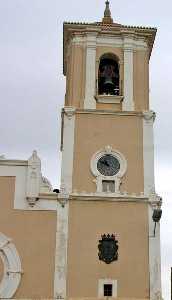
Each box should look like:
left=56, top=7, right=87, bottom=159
left=0, top=0, right=172, bottom=298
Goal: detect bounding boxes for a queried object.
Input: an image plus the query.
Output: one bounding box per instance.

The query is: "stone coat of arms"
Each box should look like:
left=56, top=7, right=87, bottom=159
left=98, top=234, right=118, bottom=264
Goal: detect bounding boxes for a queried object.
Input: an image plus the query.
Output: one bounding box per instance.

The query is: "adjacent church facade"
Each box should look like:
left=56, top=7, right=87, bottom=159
left=0, top=2, right=162, bottom=299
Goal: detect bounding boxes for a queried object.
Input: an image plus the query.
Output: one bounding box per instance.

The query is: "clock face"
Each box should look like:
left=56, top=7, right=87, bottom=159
left=97, top=154, right=120, bottom=176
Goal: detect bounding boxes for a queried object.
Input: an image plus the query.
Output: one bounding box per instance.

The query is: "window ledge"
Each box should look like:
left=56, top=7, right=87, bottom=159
left=95, top=95, right=124, bottom=104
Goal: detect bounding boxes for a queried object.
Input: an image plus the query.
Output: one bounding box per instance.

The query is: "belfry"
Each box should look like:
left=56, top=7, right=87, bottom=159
left=61, top=1, right=162, bottom=298
left=0, top=1, right=162, bottom=300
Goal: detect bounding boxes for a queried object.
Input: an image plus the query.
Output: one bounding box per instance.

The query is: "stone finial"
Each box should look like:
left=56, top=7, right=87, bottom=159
left=102, top=0, right=113, bottom=24
left=26, top=150, right=41, bottom=207
left=28, top=150, right=41, bottom=166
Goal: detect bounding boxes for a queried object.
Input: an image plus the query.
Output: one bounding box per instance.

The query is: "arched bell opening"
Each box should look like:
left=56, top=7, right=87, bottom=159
left=98, top=53, right=120, bottom=96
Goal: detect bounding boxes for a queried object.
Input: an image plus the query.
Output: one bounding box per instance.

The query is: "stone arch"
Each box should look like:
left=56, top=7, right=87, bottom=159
left=98, top=53, right=120, bottom=96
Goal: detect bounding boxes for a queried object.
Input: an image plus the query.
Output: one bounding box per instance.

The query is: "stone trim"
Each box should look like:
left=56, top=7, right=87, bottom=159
left=84, top=33, right=97, bottom=109
left=74, top=109, right=145, bottom=116
left=63, top=107, right=76, bottom=120
left=143, top=110, right=156, bottom=122
left=39, top=193, right=59, bottom=200
left=95, top=95, right=123, bottom=104
left=123, top=37, right=134, bottom=111
left=70, top=193, right=148, bottom=202
left=91, top=145, right=127, bottom=178
left=143, top=111, right=155, bottom=196
left=54, top=199, right=69, bottom=299
left=60, top=107, right=75, bottom=194
left=71, top=34, right=148, bottom=50
left=0, top=160, right=28, bottom=166
left=148, top=194, right=162, bottom=300
left=54, top=108, right=76, bottom=298
left=143, top=114, right=162, bottom=299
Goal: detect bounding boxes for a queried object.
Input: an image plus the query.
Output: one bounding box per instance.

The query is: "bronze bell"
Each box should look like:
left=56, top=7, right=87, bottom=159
left=104, top=76, right=114, bottom=86
left=102, top=64, right=115, bottom=94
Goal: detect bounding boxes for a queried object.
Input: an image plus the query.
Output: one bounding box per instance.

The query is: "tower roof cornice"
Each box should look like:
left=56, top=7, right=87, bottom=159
left=63, top=21, right=157, bottom=31
left=63, top=22, right=157, bottom=75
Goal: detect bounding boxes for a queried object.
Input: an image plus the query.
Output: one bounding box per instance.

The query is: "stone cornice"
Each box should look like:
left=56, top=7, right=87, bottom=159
left=143, top=110, right=156, bottom=122
left=74, top=109, right=156, bottom=118
left=62, top=107, right=76, bottom=119
left=70, top=192, right=148, bottom=202
left=64, top=21, right=157, bottom=32
left=61, top=108, right=157, bottom=119
left=37, top=191, right=162, bottom=205
left=0, top=159, right=28, bottom=166
left=68, top=192, right=162, bottom=205
left=39, top=193, right=59, bottom=200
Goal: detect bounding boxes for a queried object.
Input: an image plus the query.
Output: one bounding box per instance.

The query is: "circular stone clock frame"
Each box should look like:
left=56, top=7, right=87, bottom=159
left=0, top=233, right=22, bottom=298
left=90, top=146, right=127, bottom=193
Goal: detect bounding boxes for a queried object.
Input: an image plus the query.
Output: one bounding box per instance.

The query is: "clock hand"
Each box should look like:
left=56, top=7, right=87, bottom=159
left=101, top=159, right=109, bottom=167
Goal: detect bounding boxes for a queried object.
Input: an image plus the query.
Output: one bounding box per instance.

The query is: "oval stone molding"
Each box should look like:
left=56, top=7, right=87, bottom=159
left=0, top=233, right=22, bottom=298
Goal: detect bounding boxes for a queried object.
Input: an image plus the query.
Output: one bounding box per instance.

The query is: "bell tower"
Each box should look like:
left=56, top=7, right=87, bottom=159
left=63, top=0, right=152, bottom=112
left=56, top=2, right=162, bottom=300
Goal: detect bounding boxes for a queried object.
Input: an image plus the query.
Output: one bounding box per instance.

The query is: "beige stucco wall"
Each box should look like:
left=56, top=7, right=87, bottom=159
left=133, top=50, right=149, bottom=111
left=72, top=113, right=144, bottom=194
left=96, top=102, right=122, bottom=111
left=0, top=176, right=57, bottom=299
left=67, top=200, right=149, bottom=298
left=65, top=44, right=85, bottom=108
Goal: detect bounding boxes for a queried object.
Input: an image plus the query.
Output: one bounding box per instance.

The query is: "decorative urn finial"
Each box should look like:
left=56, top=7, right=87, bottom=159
left=102, top=0, right=113, bottom=24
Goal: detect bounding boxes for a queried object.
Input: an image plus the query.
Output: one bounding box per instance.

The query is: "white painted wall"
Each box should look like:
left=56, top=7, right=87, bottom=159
left=0, top=155, right=57, bottom=211
left=0, top=165, right=27, bottom=209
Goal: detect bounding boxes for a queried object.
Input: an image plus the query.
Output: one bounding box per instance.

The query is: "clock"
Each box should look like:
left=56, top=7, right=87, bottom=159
left=97, top=154, right=120, bottom=176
